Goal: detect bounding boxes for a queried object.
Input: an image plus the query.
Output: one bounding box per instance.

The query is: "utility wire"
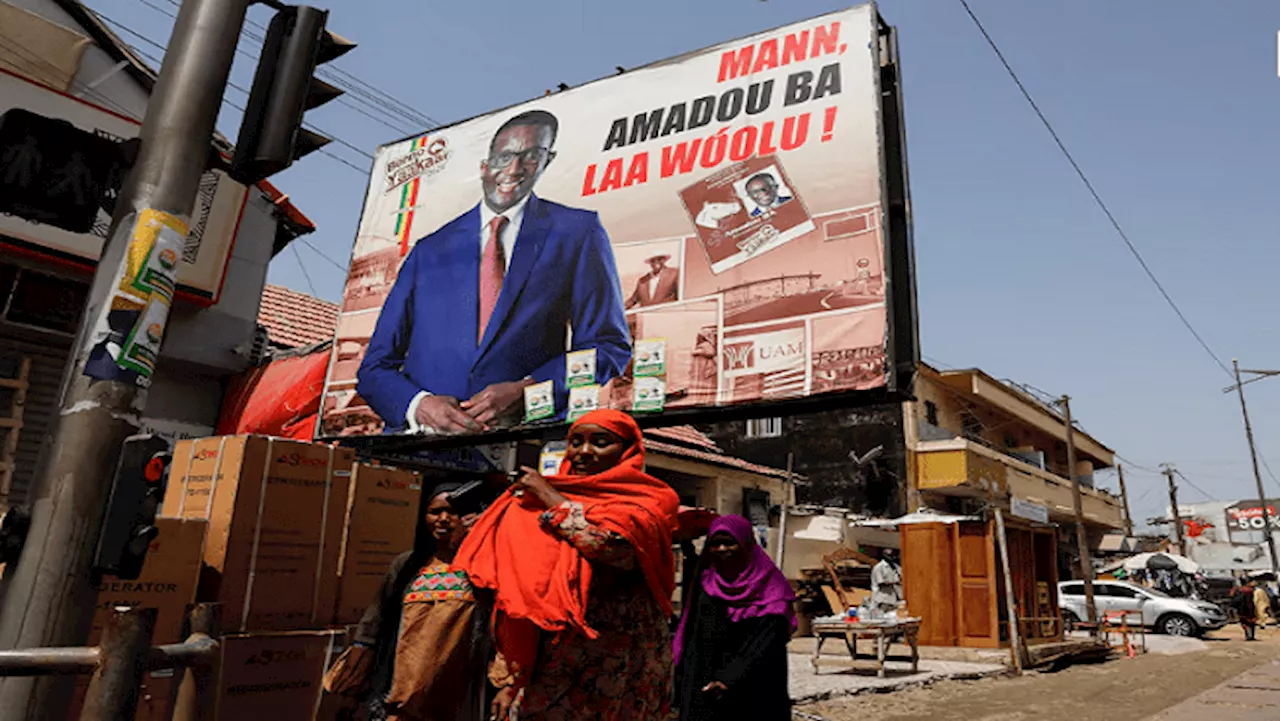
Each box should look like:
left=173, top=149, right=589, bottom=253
left=99, top=12, right=376, bottom=171
left=955, top=0, right=1231, bottom=378
left=291, top=244, right=318, bottom=296
left=1173, top=470, right=1213, bottom=502
left=124, top=0, right=424, bottom=135
left=0, top=35, right=138, bottom=119
left=297, top=238, right=350, bottom=273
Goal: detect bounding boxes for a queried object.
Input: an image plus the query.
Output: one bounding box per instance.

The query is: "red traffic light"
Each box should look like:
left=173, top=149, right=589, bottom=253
left=143, top=456, right=168, bottom=483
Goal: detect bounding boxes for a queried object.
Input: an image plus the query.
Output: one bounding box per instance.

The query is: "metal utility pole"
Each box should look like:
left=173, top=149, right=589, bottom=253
left=1161, top=464, right=1186, bottom=556
left=1116, top=463, right=1133, bottom=537
left=1061, top=396, right=1096, bottom=628
left=1227, top=359, right=1280, bottom=578
left=0, top=0, right=250, bottom=717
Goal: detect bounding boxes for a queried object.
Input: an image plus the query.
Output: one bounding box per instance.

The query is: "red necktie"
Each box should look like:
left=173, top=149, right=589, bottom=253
left=478, top=215, right=508, bottom=343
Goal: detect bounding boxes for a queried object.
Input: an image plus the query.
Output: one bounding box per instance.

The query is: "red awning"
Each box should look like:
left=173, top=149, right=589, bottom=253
left=215, top=347, right=329, bottom=440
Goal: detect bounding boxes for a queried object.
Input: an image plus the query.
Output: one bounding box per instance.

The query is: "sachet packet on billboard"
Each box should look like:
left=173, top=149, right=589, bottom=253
left=318, top=3, right=906, bottom=441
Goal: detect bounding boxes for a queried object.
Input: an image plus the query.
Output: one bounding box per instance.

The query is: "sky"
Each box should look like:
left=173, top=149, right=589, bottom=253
left=83, top=0, right=1280, bottom=530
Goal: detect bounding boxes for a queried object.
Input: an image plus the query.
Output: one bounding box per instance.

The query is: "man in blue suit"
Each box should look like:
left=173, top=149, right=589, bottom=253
left=358, top=110, right=631, bottom=434
left=746, top=172, right=793, bottom=217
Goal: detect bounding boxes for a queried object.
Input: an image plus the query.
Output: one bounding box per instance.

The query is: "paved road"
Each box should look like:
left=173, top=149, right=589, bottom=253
left=1148, top=659, right=1280, bottom=720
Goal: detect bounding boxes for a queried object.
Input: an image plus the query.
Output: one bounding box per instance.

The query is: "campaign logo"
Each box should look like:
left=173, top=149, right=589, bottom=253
left=245, top=648, right=306, bottom=666
left=276, top=452, right=326, bottom=468
left=385, top=137, right=451, bottom=192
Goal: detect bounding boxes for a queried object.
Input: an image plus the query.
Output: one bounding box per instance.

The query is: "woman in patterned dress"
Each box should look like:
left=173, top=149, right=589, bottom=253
left=454, top=410, right=680, bottom=721
left=341, top=482, right=490, bottom=721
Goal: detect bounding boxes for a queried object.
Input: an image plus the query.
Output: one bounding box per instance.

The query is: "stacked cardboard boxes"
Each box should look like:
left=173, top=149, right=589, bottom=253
left=333, top=462, right=421, bottom=624
left=163, top=436, right=353, bottom=632
left=153, top=436, right=430, bottom=719
left=70, top=517, right=207, bottom=721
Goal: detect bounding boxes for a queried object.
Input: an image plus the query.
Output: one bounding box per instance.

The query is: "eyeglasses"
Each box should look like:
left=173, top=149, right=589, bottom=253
left=488, top=147, right=552, bottom=168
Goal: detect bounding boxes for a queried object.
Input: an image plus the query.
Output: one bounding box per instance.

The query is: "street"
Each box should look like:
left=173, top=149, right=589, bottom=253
left=799, top=627, right=1280, bottom=721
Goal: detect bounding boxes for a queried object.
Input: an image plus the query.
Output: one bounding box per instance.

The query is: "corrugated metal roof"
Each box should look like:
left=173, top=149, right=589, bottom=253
left=644, top=437, right=793, bottom=479
left=257, top=285, right=339, bottom=349
left=645, top=425, right=720, bottom=451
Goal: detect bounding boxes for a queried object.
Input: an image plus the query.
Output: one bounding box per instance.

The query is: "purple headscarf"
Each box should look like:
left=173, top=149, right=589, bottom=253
left=672, top=515, right=796, bottom=662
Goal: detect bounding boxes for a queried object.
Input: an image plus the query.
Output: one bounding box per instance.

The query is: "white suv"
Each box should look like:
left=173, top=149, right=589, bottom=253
left=1058, top=580, right=1228, bottom=637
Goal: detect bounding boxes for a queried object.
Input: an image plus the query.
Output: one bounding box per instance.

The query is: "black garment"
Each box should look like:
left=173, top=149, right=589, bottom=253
left=674, top=587, right=791, bottom=721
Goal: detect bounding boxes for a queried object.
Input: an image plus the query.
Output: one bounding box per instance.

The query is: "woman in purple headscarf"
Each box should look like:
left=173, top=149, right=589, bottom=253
left=672, top=515, right=795, bottom=721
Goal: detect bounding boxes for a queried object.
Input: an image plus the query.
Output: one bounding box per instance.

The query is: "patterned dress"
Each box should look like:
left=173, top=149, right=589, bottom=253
left=359, top=555, right=485, bottom=721
left=513, top=501, right=672, bottom=720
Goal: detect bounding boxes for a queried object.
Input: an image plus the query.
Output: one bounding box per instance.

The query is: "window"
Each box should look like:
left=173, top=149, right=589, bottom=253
left=1105, top=585, right=1140, bottom=599
left=1060, top=583, right=1084, bottom=596
left=745, top=417, right=782, bottom=438
left=961, top=412, right=982, bottom=439
left=923, top=401, right=938, bottom=427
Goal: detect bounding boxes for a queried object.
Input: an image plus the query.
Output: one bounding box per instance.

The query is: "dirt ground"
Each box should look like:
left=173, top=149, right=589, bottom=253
left=800, top=627, right=1280, bottom=721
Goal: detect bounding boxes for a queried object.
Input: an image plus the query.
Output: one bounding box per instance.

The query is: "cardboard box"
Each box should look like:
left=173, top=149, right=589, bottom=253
left=71, top=517, right=207, bottom=721
left=333, top=463, right=421, bottom=624
left=217, top=630, right=338, bottom=721
left=162, top=436, right=353, bottom=632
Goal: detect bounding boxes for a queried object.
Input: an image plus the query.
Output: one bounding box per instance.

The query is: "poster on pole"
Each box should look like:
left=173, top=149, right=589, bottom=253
left=319, top=3, right=915, bottom=441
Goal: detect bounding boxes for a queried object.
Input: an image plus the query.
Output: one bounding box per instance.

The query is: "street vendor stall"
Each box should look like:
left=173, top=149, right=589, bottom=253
left=861, top=509, right=1062, bottom=649
left=809, top=616, right=921, bottom=678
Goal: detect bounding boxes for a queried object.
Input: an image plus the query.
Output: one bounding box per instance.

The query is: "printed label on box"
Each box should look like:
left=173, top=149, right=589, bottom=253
left=566, top=349, right=597, bottom=389
left=633, top=376, right=666, bottom=413
left=634, top=338, right=666, bottom=377
left=567, top=384, right=600, bottom=422
left=524, top=381, right=556, bottom=422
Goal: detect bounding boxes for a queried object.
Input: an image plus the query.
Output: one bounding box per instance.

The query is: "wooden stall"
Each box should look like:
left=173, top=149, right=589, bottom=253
left=901, top=516, right=1060, bottom=648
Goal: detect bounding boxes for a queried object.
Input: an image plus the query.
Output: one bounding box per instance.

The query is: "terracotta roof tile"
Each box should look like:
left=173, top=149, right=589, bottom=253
left=258, top=284, right=339, bottom=349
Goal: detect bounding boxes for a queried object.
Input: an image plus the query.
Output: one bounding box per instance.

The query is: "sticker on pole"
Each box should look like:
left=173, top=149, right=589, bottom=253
left=84, top=209, right=189, bottom=387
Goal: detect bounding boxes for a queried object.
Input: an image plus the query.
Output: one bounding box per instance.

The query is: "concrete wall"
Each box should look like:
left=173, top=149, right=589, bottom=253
left=698, top=404, right=908, bottom=517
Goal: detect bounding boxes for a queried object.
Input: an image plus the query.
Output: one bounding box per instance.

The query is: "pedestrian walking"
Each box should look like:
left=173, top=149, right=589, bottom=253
left=323, top=482, right=491, bottom=721
left=672, top=515, right=795, bottom=721
left=455, top=409, right=680, bottom=720
left=1254, top=582, right=1276, bottom=628
left=1232, top=582, right=1259, bottom=641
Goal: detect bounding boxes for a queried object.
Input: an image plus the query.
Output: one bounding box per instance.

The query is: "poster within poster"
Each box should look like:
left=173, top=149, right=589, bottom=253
left=319, top=4, right=913, bottom=440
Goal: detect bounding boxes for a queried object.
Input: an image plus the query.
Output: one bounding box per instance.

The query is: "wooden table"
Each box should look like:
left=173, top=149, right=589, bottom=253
left=809, top=619, right=921, bottom=678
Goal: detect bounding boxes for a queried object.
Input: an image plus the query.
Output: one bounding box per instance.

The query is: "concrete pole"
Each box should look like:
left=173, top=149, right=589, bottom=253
left=1162, top=464, right=1186, bottom=556
left=1233, top=359, right=1280, bottom=578
left=1061, top=396, right=1097, bottom=628
left=1117, top=463, right=1133, bottom=537
left=0, top=0, right=249, bottom=716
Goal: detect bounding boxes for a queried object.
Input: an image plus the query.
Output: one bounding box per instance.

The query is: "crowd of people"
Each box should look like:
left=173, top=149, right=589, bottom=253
left=324, top=409, right=797, bottom=721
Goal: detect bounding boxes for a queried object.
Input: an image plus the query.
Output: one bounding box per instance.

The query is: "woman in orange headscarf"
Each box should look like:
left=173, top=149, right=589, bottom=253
left=454, top=409, right=679, bottom=720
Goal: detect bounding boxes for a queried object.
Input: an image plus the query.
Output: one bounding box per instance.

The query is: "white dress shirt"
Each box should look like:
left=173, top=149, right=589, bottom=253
left=403, top=196, right=532, bottom=433
left=647, top=273, right=660, bottom=300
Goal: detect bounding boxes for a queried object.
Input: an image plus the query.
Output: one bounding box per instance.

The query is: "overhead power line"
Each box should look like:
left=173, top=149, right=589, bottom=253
left=955, top=0, right=1232, bottom=378
left=95, top=11, right=375, bottom=176
left=125, top=0, right=425, bottom=135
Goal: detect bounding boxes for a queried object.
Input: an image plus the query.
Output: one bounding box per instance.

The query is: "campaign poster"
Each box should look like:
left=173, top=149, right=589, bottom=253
left=319, top=4, right=909, bottom=439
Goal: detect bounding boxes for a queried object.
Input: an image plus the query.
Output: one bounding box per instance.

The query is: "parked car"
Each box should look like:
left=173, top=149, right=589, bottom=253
left=1058, top=580, right=1228, bottom=637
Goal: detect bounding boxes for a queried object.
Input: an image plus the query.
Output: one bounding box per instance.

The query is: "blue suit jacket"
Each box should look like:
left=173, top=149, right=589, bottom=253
left=357, top=195, right=631, bottom=431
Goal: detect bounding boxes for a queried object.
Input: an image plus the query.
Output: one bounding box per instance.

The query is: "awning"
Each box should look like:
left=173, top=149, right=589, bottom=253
left=852, top=508, right=981, bottom=528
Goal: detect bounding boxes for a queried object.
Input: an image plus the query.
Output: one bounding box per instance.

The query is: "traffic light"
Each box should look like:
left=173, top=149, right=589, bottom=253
left=231, top=5, right=355, bottom=185
left=94, top=435, right=171, bottom=580
left=0, top=109, right=127, bottom=233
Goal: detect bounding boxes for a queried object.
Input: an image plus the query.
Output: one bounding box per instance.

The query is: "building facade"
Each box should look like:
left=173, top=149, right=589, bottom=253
left=0, top=0, right=312, bottom=503
left=699, top=363, right=1127, bottom=574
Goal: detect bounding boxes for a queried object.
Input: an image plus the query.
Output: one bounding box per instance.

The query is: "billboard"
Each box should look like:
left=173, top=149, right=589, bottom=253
left=1225, top=501, right=1280, bottom=544
left=319, top=4, right=915, bottom=440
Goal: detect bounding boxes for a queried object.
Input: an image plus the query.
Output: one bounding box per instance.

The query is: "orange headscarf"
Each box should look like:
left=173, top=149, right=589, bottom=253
left=453, top=409, right=678, bottom=686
